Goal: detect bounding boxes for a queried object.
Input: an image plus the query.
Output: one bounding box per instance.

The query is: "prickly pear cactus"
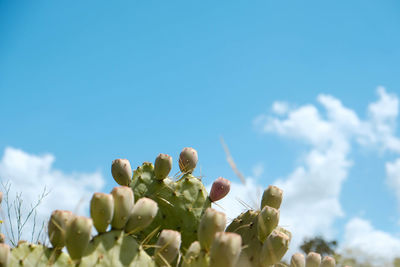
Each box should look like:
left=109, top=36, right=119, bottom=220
left=0, top=146, right=342, bottom=267
left=129, top=161, right=211, bottom=249
left=226, top=185, right=291, bottom=267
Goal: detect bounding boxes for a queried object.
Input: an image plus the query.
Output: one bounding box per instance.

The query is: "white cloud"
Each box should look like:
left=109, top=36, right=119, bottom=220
left=0, top=147, right=104, bottom=244
left=250, top=87, right=400, bottom=262
left=272, top=101, right=289, bottom=115
left=386, top=158, right=400, bottom=210
left=342, top=217, right=400, bottom=266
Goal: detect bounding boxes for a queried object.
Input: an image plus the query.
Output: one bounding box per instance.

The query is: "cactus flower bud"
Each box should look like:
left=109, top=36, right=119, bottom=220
left=198, top=208, right=227, bottom=250
left=261, top=185, right=283, bottom=210
left=209, top=232, right=242, bottom=267
left=290, top=253, right=305, bottom=267
left=260, top=229, right=290, bottom=266
left=179, top=147, right=198, bottom=173
left=125, top=197, right=158, bottom=234
left=306, top=252, right=321, bottom=267
left=154, top=154, right=172, bottom=180
left=0, top=243, right=10, bottom=267
left=90, top=192, right=114, bottom=233
left=65, top=216, right=93, bottom=261
left=321, top=256, right=336, bottom=267
left=48, top=210, right=75, bottom=249
left=155, top=230, right=181, bottom=266
left=111, top=159, right=132, bottom=186
left=257, top=205, right=280, bottom=242
left=111, top=186, right=134, bottom=229
left=0, top=191, right=2, bottom=205
left=209, top=177, right=231, bottom=202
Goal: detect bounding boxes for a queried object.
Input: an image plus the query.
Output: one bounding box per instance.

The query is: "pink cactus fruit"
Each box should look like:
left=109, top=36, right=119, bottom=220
left=209, top=177, right=231, bottom=202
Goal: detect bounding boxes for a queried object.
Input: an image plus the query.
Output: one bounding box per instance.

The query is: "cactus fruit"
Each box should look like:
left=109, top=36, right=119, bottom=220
left=0, top=243, right=10, bottom=267
left=321, top=256, right=336, bottom=267
left=125, top=197, right=158, bottom=234
left=209, top=232, right=242, bottom=267
left=198, top=208, right=227, bottom=251
left=182, top=241, right=209, bottom=267
left=260, top=229, right=290, bottom=266
left=48, top=210, right=75, bottom=249
left=154, top=229, right=182, bottom=266
left=90, top=192, right=114, bottom=233
left=111, top=186, right=135, bottom=229
left=111, top=159, right=132, bottom=186
left=65, top=216, right=93, bottom=261
left=290, top=253, right=305, bottom=267
left=306, top=252, right=322, bottom=267
left=0, top=234, right=4, bottom=244
left=257, top=206, right=280, bottom=242
left=178, top=147, right=198, bottom=173
left=0, top=191, right=2, bottom=205
left=154, top=154, right=172, bottom=180
left=209, top=177, right=231, bottom=202
left=261, top=185, right=283, bottom=210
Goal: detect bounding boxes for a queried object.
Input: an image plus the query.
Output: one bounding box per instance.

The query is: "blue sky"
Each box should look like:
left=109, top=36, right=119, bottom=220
left=1, top=1, right=400, bottom=264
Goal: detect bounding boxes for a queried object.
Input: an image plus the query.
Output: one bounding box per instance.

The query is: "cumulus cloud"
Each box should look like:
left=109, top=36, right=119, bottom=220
left=342, top=217, right=400, bottom=266
left=0, top=147, right=104, bottom=244
left=386, top=158, right=400, bottom=210
left=250, top=87, right=400, bottom=262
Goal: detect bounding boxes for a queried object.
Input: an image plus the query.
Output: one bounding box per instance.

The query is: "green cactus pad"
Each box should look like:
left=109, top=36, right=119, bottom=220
left=80, top=230, right=155, bottom=267
left=226, top=210, right=264, bottom=267
left=10, top=243, right=72, bottom=266
left=130, top=162, right=211, bottom=248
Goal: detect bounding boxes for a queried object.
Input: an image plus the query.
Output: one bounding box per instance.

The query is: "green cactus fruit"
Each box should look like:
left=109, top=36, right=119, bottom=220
left=112, top=159, right=132, bottom=186
left=209, top=232, right=242, bottom=267
left=290, top=253, right=305, bottom=267
left=125, top=197, right=158, bottom=234
left=48, top=210, right=75, bottom=249
left=198, top=208, right=227, bottom=251
left=90, top=192, right=114, bottom=233
left=130, top=162, right=210, bottom=249
left=209, top=177, right=231, bottom=202
left=320, top=256, right=336, bottom=267
left=0, top=234, right=4, bottom=244
left=261, top=185, right=283, bottom=210
left=80, top=230, right=155, bottom=267
left=260, top=229, right=290, bottom=266
left=257, top=206, right=280, bottom=242
left=65, top=216, right=93, bottom=261
left=182, top=241, right=209, bottom=267
left=111, top=186, right=134, bottom=229
left=154, top=154, right=172, bottom=180
left=10, top=243, right=71, bottom=266
left=154, top=229, right=181, bottom=266
left=179, top=147, right=198, bottom=173
left=0, top=243, right=10, bottom=267
left=305, top=252, right=321, bottom=267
